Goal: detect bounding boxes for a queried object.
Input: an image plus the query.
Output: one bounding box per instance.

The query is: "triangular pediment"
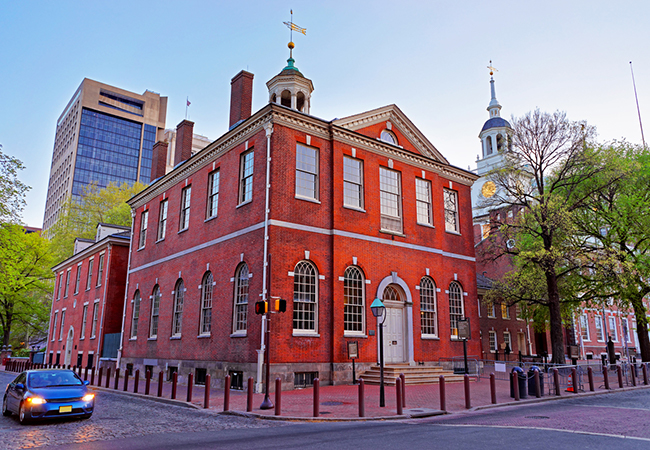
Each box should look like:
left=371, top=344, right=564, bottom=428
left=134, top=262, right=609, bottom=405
left=333, top=105, right=449, bottom=164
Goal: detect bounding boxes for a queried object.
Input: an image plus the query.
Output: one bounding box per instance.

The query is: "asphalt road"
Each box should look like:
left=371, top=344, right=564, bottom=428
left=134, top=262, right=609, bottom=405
left=3, top=370, right=650, bottom=449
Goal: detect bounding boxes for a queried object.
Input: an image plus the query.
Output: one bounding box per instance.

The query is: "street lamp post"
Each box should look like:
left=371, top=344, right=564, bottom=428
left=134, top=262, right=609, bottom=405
left=371, top=298, right=387, bottom=407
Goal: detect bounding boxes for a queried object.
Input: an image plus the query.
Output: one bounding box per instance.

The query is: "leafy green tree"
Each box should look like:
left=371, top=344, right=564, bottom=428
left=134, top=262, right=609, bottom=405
left=49, top=181, right=145, bottom=263
left=0, top=224, right=54, bottom=347
left=479, top=109, right=619, bottom=363
left=0, top=144, right=30, bottom=224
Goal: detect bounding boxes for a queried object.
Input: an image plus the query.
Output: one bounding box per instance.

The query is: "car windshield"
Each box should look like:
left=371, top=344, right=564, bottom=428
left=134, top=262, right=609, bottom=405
left=28, top=371, right=83, bottom=388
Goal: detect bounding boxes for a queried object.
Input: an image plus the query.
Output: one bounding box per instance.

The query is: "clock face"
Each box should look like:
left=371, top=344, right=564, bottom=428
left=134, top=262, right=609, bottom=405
left=481, top=181, right=496, bottom=198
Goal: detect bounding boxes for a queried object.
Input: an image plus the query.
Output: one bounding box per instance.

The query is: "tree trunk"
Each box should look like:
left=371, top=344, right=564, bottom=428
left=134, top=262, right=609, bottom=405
left=546, top=271, right=565, bottom=364
left=630, top=294, right=650, bottom=362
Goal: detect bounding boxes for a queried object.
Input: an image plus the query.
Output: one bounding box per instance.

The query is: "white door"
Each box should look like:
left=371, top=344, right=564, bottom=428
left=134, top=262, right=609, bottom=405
left=383, top=307, right=405, bottom=363
left=64, top=328, right=74, bottom=366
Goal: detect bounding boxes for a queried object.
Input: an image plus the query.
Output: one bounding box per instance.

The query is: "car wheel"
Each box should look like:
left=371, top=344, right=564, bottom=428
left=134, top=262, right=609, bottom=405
left=18, top=402, right=30, bottom=425
left=2, top=396, right=11, bottom=417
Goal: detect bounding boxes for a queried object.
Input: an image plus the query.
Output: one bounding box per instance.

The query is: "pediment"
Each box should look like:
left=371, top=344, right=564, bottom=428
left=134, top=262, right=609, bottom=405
left=333, top=105, right=449, bottom=164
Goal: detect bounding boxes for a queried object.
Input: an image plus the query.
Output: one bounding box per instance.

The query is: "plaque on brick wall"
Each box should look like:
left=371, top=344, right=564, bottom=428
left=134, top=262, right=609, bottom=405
left=458, top=319, right=471, bottom=340
left=348, top=341, right=359, bottom=359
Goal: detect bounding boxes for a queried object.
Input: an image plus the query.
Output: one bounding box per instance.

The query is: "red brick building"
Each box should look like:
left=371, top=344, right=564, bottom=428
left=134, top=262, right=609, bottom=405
left=120, top=52, right=480, bottom=391
left=46, top=223, right=130, bottom=370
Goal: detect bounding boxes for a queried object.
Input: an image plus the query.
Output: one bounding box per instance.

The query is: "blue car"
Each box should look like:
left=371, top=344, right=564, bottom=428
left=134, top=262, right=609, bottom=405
left=2, top=369, right=95, bottom=424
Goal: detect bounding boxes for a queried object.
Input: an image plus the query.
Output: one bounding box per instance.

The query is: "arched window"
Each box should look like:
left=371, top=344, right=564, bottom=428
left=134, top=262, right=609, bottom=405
left=383, top=285, right=401, bottom=302
left=200, top=272, right=213, bottom=335
left=280, top=90, right=291, bottom=108
left=420, top=277, right=437, bottom=337
left=486, top=136, right=493, bottom=155
left=449, top=281, right=464, bottom=338
left=344, top=266, right=365, bottom=333
left=380, top=130, right=397, bottom=145
left=293, top=261, right=318, bottom=332
left=149, top=285, right=161, bottom=338
left=131, top=290, right=141, bottom=338
left=297, top=91, right=305, bottom=112
left=172, top=279, right=184, bottom=336
left=496, top=134, right=504, bottom=151
left=233, top=263, right=249, bottom=333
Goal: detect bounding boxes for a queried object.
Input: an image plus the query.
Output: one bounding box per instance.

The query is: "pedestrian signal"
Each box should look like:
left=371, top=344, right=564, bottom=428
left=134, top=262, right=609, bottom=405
left=275, top=298, right=287, bottom=313
left=255, top=301, right=268, bottom=315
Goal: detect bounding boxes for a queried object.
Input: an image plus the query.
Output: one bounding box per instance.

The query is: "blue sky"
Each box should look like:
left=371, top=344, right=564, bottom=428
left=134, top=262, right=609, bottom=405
left=1, top=1, right=649, bottom=227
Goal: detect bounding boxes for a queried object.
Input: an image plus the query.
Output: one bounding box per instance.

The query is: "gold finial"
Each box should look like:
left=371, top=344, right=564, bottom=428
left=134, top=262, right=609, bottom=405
left=487, top=60, right=498, bottom=77
left=288, top=42, right=295, bottom=49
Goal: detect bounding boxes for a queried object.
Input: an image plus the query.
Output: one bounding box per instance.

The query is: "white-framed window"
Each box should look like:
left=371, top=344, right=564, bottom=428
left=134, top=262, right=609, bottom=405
left=51, top=312, right=58, bottom=341
left=59, top=310, right=66, bottom=340
left=80, top=304, right=88, bottom=339
left=179, top=186, right=191, bottom=231
left=380, top=130, right=397, bottom=145
left=622, top=317, right=632, bottom=343
left=443, top=188, right=459, bottom=233
left=516, top=304, right=524, bottom=320
left=139, top=210, right=148, bottom=249
left=149, top=286, right=161, bottom=338
left=207, top=170, right=220, bottom=219
left=449, top=281, right=464, bottom=339
left=172, top=279, right=184, bottom=337
left=415, top=178, right=433, bottom=226
left=595, top=315, right=604, bottom=341
left=501, top=303, right=510, bottom=320
left=580, top=314, right=590, bottom=341
left=63, top=269, right=71, bottom=298
left=343, top=156, right=363, bottom=209
left=96, top=253, right=104, bottom=287
left=488, top=303, right=496, bottom=318
left=343, top=266, right=365, bottom=334
left=200, top=272, right=213, bottom=335
left=233, top=264, right=249, bottom=333
left=239, top=150, right=254, bottom=204
left=86, top=259, right=94, bottom=290
left=503, top=331, right=511, bottom=352
left=293, top=260, right=318, bottom=332
left=131, top=291, right=140, bottom=338
left=158, top=199, right=168, bottom=241
left=609, top=316, right=618, bottom=341
left=91, top=302, right=98, bottom=338
left=74, top=264, right=81, bottom=295
left=379, top=167, right=402, bottom=233
left=420, top=276, right=437, bottom=337
left=296, top=143, right=319, bottom=200
left=489, top=330, right=497, bottom=352
left=56, top=273, right=63, bottom=300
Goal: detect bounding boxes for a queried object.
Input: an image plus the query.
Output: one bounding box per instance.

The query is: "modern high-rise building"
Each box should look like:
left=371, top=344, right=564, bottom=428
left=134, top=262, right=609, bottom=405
left=42, top=79, right=168, bottom=232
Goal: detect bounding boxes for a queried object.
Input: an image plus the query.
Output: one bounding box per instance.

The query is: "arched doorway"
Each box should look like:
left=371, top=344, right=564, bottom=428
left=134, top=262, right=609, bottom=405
left=64, top=327, right=74, bottom=366
left=382, top=284, right=407, bottom=364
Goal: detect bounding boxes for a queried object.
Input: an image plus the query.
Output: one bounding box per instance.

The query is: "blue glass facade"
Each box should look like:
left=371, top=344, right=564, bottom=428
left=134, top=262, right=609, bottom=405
left=72, top=108, right=154, bottom=197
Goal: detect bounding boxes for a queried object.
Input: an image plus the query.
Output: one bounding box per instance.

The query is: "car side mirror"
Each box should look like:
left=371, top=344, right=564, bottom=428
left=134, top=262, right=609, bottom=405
left=15, top=383, right=25, bottom=391
left=83, top=380, right=90, bottom=386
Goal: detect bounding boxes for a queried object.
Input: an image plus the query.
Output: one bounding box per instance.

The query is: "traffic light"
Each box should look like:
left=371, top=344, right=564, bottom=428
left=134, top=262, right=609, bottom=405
left=275, top=298, right=287, bottom=313
left=255, top=301, right=268, bottom=315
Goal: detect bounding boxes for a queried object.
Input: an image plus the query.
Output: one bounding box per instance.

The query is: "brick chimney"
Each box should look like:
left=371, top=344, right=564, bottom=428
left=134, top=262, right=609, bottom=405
left=151, top=140, right=169, bottom=180
left=229, top=70, right=254, bottom=129
left=174, top=119, right=194, bottom=166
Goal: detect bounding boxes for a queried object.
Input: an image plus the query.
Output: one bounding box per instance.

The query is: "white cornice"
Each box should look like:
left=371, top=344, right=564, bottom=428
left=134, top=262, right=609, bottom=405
left=52, top=236, right=130, bottom=272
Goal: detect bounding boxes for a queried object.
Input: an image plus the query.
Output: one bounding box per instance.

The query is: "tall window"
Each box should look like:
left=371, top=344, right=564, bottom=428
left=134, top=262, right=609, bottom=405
left=57, top=273, right=63, bottom=299
left=343, top=266, right=365, bottom=333
left=416, top=178, right=433, bottom=225
left=200, top=272, right=213, bottom=335
left=488, top=303, right=496, bottom=318
left=444, top=188, right=459, bottom=233
left=501, top=303, right=510, bottom=320
left=293, top=261, right=318, bottom=332
left=97, top=254, right=104, bottom=287
left=503, top=331, right=511, bottom=351
left=74, top=265, right=81, bottom=295
left=343, top=156, right=363, bottom=209
left=296, top=144, right=318, bottom=200
left=379, top=167, right=402, bottom=233
left=64, top=270, right=71, bottom=298
left=595, top=316, right=604, bottom=341
left=91, top=303, right=98, bottom=338
left=207, top=170, right=220, bottom=219
left=420, top=277, right=437, bottom=336
left=139, top=210, right=148, bottom=249
left=580, top=314, right=590, bottom=341
left=179, top=186, right=191, bottom=231
left=86, top=259, right=94, bottom=290
left=157, top=199, right=168, bottom=240
left=81, top=305, right=88, bottom=339
left=233, top=264, right=249, bottom=333
left=172, top=279, right=184, bottom=336
left=489, top=330, right=497, bottom=352
left=150, top=286, right=161, bottom=338
left=622, top=318, right=631, bottom=343
left=449, top=282, right=464, bottom=338
left=51, top=312, right=58, bottom=341
left=59, top=310, right=66, bottom=340
left=609, top=316, right=618, bottom=341
left=239, top=150, right=254, bottom=204
left=131, top=291, right=141, bottom=338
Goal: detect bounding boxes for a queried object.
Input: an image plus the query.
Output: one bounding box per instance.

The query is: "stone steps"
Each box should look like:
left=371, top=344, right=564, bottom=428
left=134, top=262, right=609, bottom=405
left=359, top=365, right=467, bottom=385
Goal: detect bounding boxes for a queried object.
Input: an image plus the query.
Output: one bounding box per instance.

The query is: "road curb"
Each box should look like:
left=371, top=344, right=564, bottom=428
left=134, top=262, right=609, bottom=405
left=90, top=385, right=202, bottom=410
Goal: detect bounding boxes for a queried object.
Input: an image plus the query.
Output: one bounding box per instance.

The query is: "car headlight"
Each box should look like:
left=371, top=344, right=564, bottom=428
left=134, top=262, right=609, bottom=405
left=82, top=394, right=95, bottom=402
left=27, top=397, right=46, bottom=405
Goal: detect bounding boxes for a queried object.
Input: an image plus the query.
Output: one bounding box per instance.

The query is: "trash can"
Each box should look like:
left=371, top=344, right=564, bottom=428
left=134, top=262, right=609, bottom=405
left=528, top=366, right=544, bottom=396
left=510, top=366, right=527, bottom=399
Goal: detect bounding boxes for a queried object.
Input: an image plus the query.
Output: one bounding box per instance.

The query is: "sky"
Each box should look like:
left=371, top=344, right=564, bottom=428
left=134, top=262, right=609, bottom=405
left=1, top=1, right=649, bottom=228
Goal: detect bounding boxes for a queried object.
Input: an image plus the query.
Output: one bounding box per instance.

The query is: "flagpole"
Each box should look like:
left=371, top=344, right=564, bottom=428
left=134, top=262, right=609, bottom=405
left=630, top=61, right=646, bottom=149
left=185, top=97, right=189, bottom=120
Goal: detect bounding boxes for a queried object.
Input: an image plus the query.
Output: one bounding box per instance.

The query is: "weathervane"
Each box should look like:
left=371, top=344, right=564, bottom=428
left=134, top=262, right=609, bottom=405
left=487, top=60, right=498, bottom=77
left=283, top=10, right=306, bottom=58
